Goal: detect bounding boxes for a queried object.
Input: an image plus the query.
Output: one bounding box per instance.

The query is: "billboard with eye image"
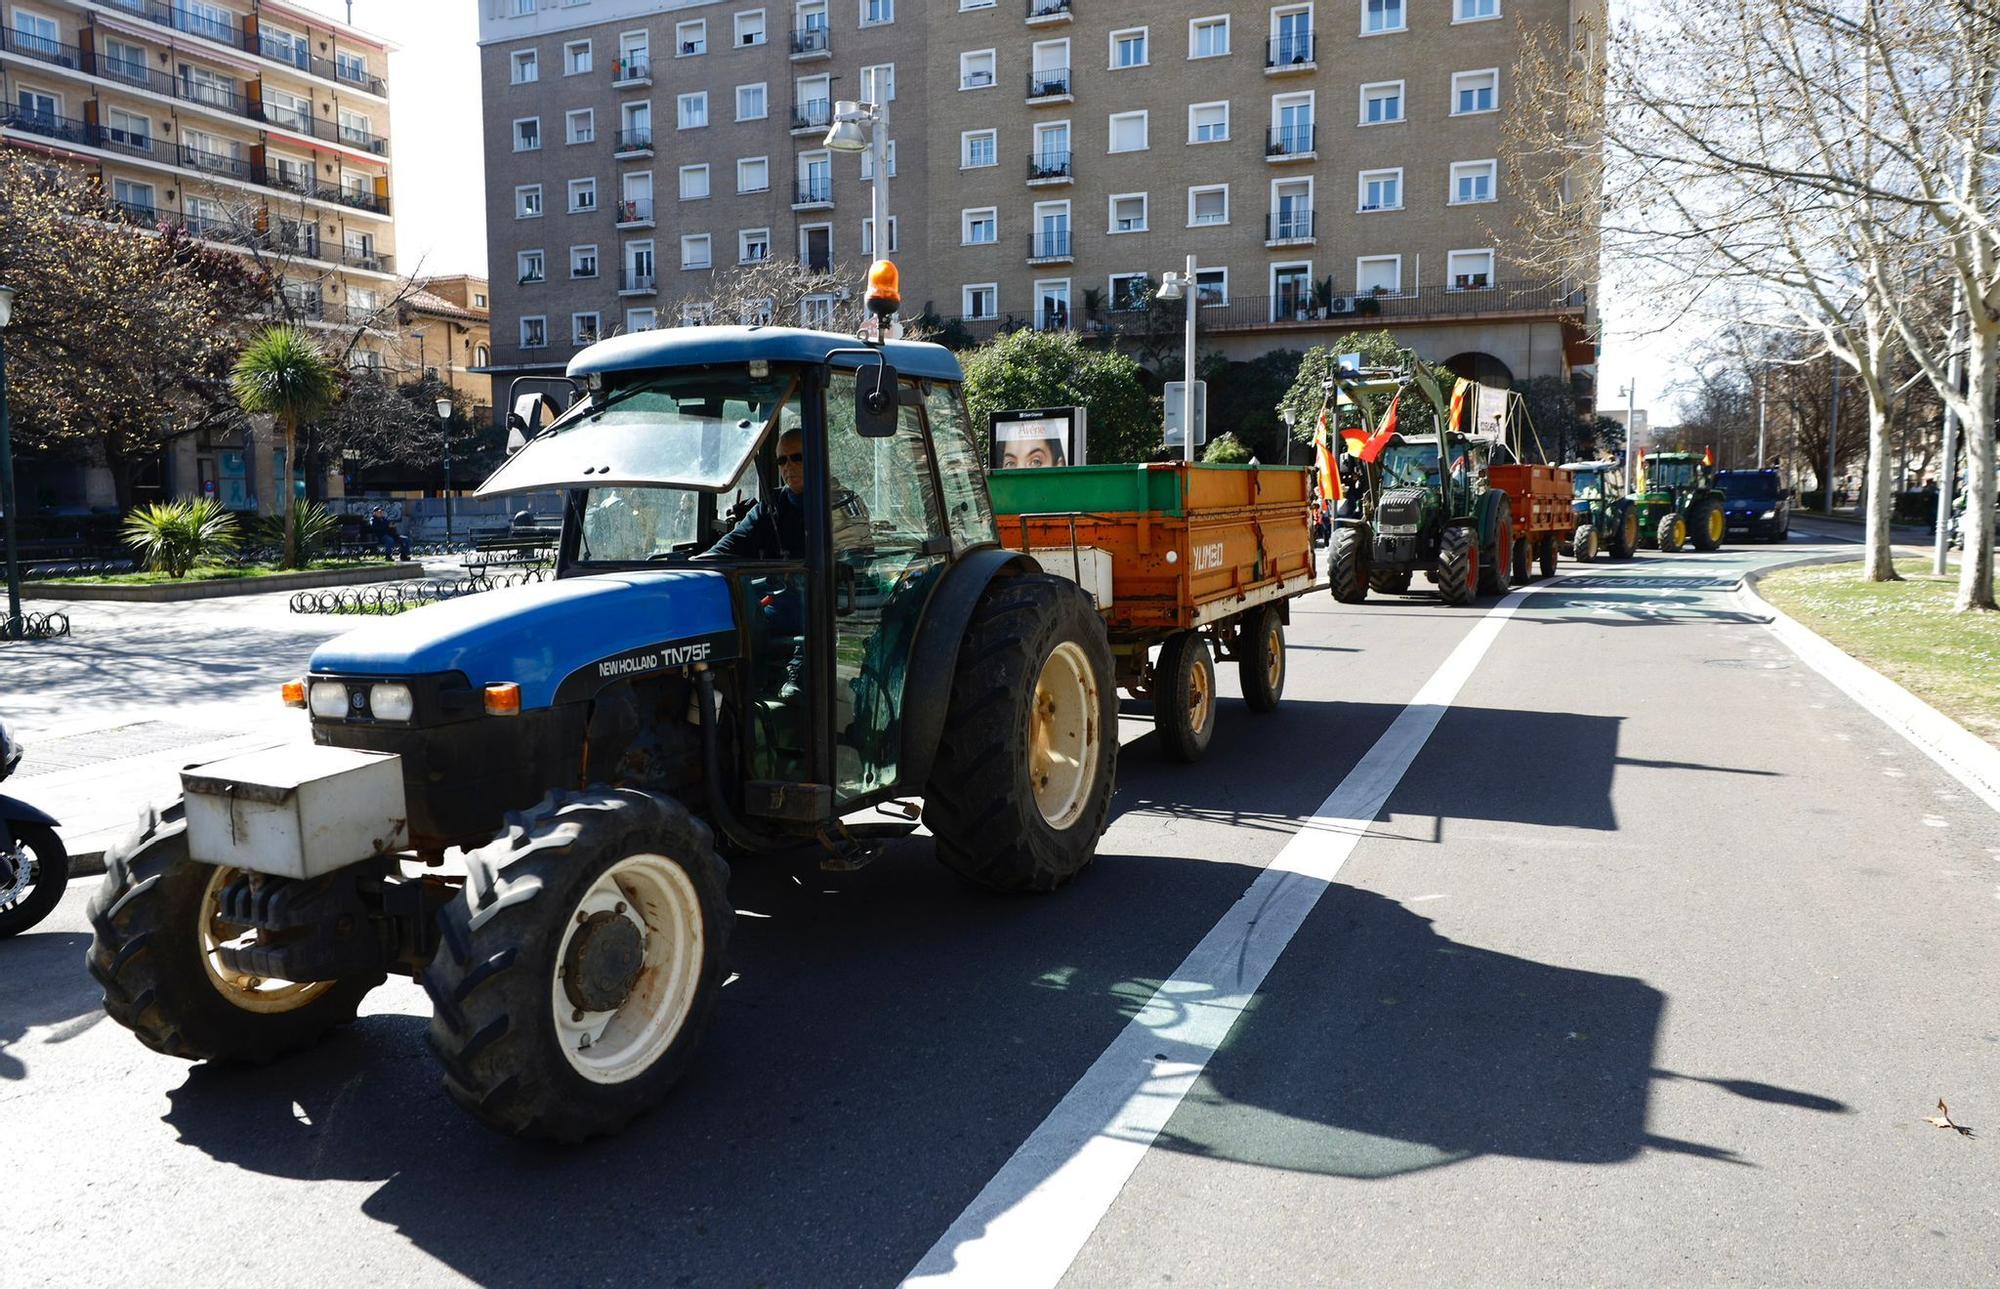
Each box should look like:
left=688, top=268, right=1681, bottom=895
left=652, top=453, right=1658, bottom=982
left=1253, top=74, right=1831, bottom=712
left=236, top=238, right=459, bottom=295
left=990, top=406, right=1088, bottom=470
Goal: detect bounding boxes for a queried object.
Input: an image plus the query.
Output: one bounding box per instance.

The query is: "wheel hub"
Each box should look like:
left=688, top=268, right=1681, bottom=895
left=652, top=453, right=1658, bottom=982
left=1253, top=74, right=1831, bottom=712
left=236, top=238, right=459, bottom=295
left=0, top=842, right=29, bottom=907
left=563, top=910, right=645, bottom=1013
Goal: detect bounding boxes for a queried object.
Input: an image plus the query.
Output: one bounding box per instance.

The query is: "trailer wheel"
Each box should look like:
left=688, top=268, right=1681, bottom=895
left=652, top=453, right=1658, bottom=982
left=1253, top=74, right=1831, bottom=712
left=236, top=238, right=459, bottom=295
left=1612, top=509, right=1639, bottom=559
left=87, top=803, right=380, bottom=1063
left=1368, top=569, right=1412, bottom=594
left=1573, top=524, right=1597, bottom=562
left=1328, top=527, right=1368, bottom=603
left=1237, top=606, right=1285, bottom=714
left=1539, top=534, right=1559, bottom=579
left=1511, top=535, right=1531, bottom=584
left=1480, top=499, right=1514, bottom=596
left=1154, top=631, right=1217, bottom=763
left=1657, top=512, right=1686, bottom=553
left=1438, top=526, right=1478, bottom=606
left=424, top=789, right=730, bottom=1142
left=926, top=574, right=1117, bottom=893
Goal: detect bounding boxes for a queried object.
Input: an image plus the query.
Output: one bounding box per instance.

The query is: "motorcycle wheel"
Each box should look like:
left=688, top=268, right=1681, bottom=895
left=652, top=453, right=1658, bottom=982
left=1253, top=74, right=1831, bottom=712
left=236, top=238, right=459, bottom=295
left=0, top=822, right=70, bottom=938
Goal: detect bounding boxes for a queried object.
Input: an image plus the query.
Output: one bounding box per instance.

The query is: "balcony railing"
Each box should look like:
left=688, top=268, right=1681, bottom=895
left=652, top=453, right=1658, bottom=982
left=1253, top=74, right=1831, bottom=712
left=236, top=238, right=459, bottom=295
left=329, top=185, right=390, bottom=216
left=1027, top=151, right=1073, bottom=183
left=793, top=180, right=833, bottom=207
left=1026, top=67, right=1071, bottom=99
left=109, top=199, right=161, bottom=227
left=1268, top=210, right=1315, bottom=243
left=790, top=27, right=830, bottom=56
left=1267, top=125, right=1316, bottom=158
left=1027, top=0, right=1073, bottom=21
left=96, top=124, right=158, bottom=157
left=616, top=198, right=655, bottom=224
left=178, top=141, right=251, bottom=179
left=611, top=55, right=651, bottom=83
left=1267, top=34, right=1316, bottom=69
left=614, top=128, right=654, bottom=153
left=0, top=107, right=95, bottom=147
left=0, top=24, right=83, bottom=68
left=791, top=98, right=831, bottom=131
left=1027, top=232, right=1073, bottom=262
left=620, top=270, right=658, bottom=293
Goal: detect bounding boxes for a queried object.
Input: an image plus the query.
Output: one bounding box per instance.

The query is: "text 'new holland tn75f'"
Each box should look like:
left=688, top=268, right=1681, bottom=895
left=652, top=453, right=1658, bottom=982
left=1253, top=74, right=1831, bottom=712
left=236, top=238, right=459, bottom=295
left=87, top=274, right=1119, bottom=1141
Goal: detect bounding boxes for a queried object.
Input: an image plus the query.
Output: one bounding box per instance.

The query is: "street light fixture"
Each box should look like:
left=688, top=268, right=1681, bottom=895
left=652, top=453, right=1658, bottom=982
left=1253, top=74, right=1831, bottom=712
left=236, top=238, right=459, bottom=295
left=0, top=281, right=24, bottom=641
left=435, top=395, right=455, bottom=549
left=1154, top=256, right=1199, bottom=463
left=824, top=99, right=893, bottom=324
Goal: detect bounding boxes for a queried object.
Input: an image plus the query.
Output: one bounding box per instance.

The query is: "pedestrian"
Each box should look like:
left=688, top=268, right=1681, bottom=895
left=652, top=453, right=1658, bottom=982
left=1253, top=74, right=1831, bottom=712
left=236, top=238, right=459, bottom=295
left=368, top=506, right=412, bottom=562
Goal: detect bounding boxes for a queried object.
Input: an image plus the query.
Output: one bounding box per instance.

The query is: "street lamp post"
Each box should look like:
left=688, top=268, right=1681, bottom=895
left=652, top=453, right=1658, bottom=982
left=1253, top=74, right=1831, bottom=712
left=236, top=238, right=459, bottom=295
left=1619, top=380, right=1638, bottom=484
left=1154, top=256, right=1200, bottom=463
left=436, top=396, right=455, bottom=548
left=0, top=283, right=24, bottom=641
left=824, top=97, right=891, bottom=287
left=1825, top=352, right=1840, bottom=516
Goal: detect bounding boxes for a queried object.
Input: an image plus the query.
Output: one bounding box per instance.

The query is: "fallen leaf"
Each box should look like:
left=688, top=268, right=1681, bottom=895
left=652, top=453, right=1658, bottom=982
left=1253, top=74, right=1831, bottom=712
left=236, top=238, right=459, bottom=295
left=1923, top=1099, right=1975, bottom=1138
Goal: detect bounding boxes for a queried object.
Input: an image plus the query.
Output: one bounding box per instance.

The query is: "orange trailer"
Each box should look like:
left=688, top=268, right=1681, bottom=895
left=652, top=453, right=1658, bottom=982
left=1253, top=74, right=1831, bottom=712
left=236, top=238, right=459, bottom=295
left=1487, top=463, right=1575, bottom=581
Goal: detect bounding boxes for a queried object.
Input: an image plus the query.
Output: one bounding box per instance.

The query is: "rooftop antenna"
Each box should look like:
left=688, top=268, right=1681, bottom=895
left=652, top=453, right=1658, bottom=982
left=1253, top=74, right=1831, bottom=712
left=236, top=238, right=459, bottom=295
left=346, top=1, right=353, bottom=23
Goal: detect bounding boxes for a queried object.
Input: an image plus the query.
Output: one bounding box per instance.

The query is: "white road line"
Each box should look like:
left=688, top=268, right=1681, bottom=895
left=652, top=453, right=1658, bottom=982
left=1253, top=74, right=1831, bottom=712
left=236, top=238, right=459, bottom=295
left=903, top=578, right=1559, bottom=1289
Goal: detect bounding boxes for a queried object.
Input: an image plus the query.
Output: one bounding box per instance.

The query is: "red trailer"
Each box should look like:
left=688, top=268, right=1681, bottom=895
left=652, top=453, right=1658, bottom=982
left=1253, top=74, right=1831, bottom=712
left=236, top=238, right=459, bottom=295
left=1487, top=463, right=1575, bottom=581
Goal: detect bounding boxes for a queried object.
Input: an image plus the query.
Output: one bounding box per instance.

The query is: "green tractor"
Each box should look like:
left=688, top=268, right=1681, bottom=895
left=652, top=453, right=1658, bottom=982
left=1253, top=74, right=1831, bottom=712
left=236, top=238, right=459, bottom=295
left=1634, top=451, right=1727, bottom=552
left=1564, top=461, right=1639, bottom=561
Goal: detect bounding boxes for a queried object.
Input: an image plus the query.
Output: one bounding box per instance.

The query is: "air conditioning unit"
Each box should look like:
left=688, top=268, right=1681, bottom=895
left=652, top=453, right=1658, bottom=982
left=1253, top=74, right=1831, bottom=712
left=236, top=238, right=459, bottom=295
left=1326, top=295, right=1355, bottom=315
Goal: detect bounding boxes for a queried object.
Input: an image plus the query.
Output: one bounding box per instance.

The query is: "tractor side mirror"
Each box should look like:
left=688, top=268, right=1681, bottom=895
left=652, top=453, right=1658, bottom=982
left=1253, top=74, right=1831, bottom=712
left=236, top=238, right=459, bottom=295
left=855, top=361, right=900, bottom=438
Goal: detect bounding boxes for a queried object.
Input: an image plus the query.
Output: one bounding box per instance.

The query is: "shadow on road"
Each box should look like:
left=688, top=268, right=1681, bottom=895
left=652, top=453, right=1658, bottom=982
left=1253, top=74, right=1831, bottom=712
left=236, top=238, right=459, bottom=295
left=0, top=931, right=102, bottom=1079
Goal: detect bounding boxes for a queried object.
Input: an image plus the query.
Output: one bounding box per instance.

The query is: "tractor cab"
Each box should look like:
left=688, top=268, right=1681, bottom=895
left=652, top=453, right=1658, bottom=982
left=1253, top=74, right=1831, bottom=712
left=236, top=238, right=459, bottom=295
left=1634, top=451, right=1727, bottom=552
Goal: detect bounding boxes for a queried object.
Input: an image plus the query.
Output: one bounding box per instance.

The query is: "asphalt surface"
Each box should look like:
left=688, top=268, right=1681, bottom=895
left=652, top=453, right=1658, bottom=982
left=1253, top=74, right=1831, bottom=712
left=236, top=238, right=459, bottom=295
left=3, top=522, right=1995, bottom=1287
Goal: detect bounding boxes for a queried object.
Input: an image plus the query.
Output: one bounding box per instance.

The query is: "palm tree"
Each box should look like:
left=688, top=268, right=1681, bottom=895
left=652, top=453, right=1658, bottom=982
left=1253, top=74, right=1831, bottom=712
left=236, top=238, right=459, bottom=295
left=231, top=326, right=341, bottom=568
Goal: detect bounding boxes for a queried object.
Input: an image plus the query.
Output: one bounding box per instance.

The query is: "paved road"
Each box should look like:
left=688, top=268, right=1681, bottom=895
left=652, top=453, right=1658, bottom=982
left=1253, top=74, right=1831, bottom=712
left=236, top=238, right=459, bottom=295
left=3, top=526, right=1994, bottom=1287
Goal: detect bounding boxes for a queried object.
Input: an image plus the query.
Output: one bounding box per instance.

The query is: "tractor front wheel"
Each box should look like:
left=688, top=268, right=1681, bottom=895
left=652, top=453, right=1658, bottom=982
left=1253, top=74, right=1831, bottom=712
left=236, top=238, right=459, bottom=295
left=1573, top=523, right=1597, bottom=562
left=926, top=574, right=1117, bottom=892
left=1154, top=631, right=1218, bottom=763
left=1437, top=526, right=1478, bottom=606
left=1369, top=569, right=1413, bottom=594
left=1612, top=509, right=1640, bottom=559
left=1691, top=499, right=1725, bottom=550
left=1237, top=606, right=1286, bottom=714
left=1539, top=534, right=1559, bottom=579
left=1657, top=512, right=1687, bottom=553
left=1328, top=526, right=1368, bottom=603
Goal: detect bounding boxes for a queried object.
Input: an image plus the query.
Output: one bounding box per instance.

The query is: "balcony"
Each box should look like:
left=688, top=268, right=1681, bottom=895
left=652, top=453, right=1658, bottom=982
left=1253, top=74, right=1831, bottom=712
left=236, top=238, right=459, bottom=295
left=1267, top=209, right=1316, bottom=246
left=1026, top=67, right=1071, bottom=104
left=1026, top=232, right=1073, bottom=265
left=329, top=185, right=391, bottom=216
left=1026, top=0, right=1073, bottom=25
left=0, top=24, right=83, bottom=69
left=791, top=181, right=833, bottom=211
left=611, top=55, right=652, bottom=86
left=789, top=27, right=831, bottom=60
left=108, top=199, right=161, bottom=227
left=336, top=244, right=394, bottom=273
left=256, top=101, right=391, bottom=156
left=95, top=123, right=159, bottom=158
left=1266, top=125, right=1317, bottom=161
left=615, top=198, right=656, bottom=228
left=1266, top=34, right=1316, bottom=74
left=790, top=98, right=831, bottom=134
left=619, top=271, right=659, bottom=296
left=613, top=128, right=655, bottom=158
left=178, top=141, right=252, bottom=181
left=1026, top=151, right=1073, bottom=185
left=244, top=30, right=387, bottom=94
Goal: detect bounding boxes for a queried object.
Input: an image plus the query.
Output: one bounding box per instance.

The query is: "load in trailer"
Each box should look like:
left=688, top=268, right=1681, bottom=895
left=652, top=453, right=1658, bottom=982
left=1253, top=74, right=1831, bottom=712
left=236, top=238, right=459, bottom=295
left=87, top=261, right=1120, bottom=1142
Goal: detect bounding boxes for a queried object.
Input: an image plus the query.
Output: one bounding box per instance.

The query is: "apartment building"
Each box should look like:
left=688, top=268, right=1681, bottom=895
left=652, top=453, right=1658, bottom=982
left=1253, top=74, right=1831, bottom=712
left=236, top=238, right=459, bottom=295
left=393, top=274, right=496, bottom=416
left=1, top=0, right=399, bottom=508
left=480, top=0, right=1599, bottom=404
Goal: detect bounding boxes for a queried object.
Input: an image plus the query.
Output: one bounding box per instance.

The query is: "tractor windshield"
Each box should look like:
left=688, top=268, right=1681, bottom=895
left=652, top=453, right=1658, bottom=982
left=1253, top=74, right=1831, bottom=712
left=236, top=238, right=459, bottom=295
left=478, top=367, right=800, bottom=495
left=1572, top=471, right=1607, bottom=500
left=1647, top=460, right=1697, bottom=490
left=1379, top=442, right=1441, bottom=489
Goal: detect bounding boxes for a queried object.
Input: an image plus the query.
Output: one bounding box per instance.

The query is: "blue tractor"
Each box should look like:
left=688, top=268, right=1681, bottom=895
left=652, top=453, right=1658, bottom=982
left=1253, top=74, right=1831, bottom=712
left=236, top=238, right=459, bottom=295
left=87, top=290, right=1119, bottom=1140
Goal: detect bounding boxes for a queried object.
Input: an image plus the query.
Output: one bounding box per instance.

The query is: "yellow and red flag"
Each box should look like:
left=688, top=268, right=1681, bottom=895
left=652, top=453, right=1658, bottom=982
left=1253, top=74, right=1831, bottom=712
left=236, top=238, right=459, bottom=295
left=1312, top=412, right=1342, bottom=502
left=1703, top=445, right=1715, bottom=466
left=1448, top=378, right=1474, bottom=436
left=1359, top=393, right=1400, bottom=463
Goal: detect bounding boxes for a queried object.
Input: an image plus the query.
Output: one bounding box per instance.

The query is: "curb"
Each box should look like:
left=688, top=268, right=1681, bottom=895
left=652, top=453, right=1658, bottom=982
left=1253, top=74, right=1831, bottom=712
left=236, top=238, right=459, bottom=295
left=29, top=563, right=407, bottom=603
left=1741, top=555, right=2000, bottom=816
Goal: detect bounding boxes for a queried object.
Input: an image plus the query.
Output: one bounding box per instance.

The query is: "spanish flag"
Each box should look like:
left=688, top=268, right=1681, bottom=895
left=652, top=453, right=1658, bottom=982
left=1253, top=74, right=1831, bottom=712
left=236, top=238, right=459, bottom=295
left=1314, top=411, right=1341, bottom=502
left=1703, top=445, right=1715, bottom=466
left=1448, top=378, right=1474, bottom=435
left=1358, top=393, right=1400, bottom=464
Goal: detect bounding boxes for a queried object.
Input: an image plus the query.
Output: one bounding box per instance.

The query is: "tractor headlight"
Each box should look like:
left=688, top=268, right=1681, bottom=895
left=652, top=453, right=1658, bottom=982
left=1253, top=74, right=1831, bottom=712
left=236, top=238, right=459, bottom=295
left=309, top=681, right=350, bottom=720
left=369, top=683, right=416, bottom=723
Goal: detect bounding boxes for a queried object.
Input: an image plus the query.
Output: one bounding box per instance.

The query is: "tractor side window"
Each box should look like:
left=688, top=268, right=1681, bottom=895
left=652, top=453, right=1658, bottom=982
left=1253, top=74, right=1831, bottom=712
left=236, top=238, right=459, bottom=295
left=922, top=382, right=998, bottom=554
left=578, top=487, right=701, bottom=561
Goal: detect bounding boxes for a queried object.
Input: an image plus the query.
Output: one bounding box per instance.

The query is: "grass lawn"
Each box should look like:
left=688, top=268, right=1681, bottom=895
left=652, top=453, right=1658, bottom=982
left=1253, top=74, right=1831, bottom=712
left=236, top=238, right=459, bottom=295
left=42, top=559, right=391, bottom=586
left=1758, top=557, right=2000, bottom=747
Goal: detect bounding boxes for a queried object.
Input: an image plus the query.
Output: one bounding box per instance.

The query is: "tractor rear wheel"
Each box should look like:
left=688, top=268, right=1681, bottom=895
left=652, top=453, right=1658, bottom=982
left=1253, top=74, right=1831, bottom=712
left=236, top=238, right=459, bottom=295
left=926, top=574, right=1117, bottom=893
left=1237, top=606, right=1286, bottom=714
left=1328, top=527, right=1368, bottom=603
left=1512, top=535, right=1531, bottom=584
left=1368, top=569, right=1412, bottom=594
left=87, top=803, right=381, bottom=1063
left=1437, top=526, right=1478, bottom=606
left=1572, top=524, right=1597, bottom=562
left=1657, top=512, right=1686, bottom=552
left=424, top=789, right=731, bottom=1142
left=1691, top=499, right=1725, bottom=550
left=1612, top=509, right=1639, bottom=559
left=1539, top=534, right=1559, bottom=579
left=1154, top=631, right=1217, bottom=763
left=1480, top=500, right=1514, bottom=596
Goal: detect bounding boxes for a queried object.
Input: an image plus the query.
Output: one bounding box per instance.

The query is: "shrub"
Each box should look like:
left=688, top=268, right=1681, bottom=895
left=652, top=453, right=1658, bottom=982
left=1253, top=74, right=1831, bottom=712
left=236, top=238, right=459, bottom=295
left=961, top=328, right=1158, bottom=464
left=255, top=501, right=340, bottom=565
left=121, top=498, right=241, bottom=578
left=1202, top=433, right=1255, bottom=464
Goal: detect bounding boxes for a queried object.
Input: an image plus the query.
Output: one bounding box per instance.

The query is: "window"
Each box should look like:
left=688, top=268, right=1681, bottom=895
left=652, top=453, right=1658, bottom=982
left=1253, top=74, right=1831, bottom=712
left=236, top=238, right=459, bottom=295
left=681, top=234, right=712, bottom=269
left=960, top=50, right=996, bottom=89
left=1272, top=92, right=1315, bottom=154
left=104, top=108, right=151, bottom=151
left=1358, top=168, right=1401, bottom=211
left=564, top=39, right=592, bottom=74
left=620, top=171, right=654, bottom=222
left=112, top=178, right=155, bottom=216
left=513, top=117, right=541, bottom=151
left=962, top=284, right=997, bottom=321
left=740, top=228, right=771, bottom=263
left=741, top=298, right=776, bottom=327
left=860, top=63, right=896, bottom=103
left=738, top=156, right=771, bottom=192
left=737, top=83, right=768, bottom=120
left=336, top=49, right=369, bottom=82
left=620, top=101, right=651, bottom=146
left=861, top=0, right=893, bottom=24
left=626, top=241, right=657, bottom=290
left=511, top=49, right=538, bottom=83
left=265, top=86, right=311, bottom=132
left=962, top=129, right=997, bottom=168
left=1363, top=0, right=1404, bottom=34
left=794, top=72, right=831, bottom=126
left=1355, top=255, right=1402, bottom=294
left=1189, top=102, right=1228, bottom=144
left=680, top=164, right=710, bottom=200
left=516, top=184, right=544, bottom=218
left=1111, top=27, right=1148, bottom=68
left=1034, top=279, right=1071, bottom=331
left=1456, top=0, right=1499, bottom=20
left=616, top=30, right=649, bottom=79
left=797, top=150, right=832, bottom=203
left=1450, top=160, right=1497, bottom=204
left=102, top=37, right=148, bottom=81
left=735, top=10, right=767, bottom=45
left=573, top=312, right=601, bottom=345
left=962, top=208, right=998, bottom=245
left=861, top=216, right=898, bottom=255
left=1108, top=272, right=1148, bottom=312
left=800, top=294, right=836, bottom=328
left=859, top=140, right=897, bottom=179
left=1448, top=248, right=1494, bottom=290
left=1195, top=268, right=1227, bottom=306
left=474, top=343, right=490, bottom=365
left=338, top=108, right=374, bottom=145
left=678, top=92, right=708, bottom=128
left=571, top=245, right=600, bottom=278
left=518, top=250, right=546, bottom=283
left=1272, top=263, right=1313, bottom=319
left=681, top=301, right=716, bottom=327
left=1108, top=192, right=1147, bottom=233
left=1188, top=184, right=1229, bottom=226
left=521, top=317, right=548, bottom=348
left=1272, top=178, right=1312, bottom=239
left=676, top=19, right=707, bottom=55
left=1189, top=16, right=1229, bottom=58
left=1032, top=200, right=1071, bottom=259
left=626, top=308, right=659, bottom=332
left=1452, top=69, right=1498, bottom=115
left=1108, top=111, right=1148, bottom=153
left=1033, top=121, right=1070, bottom=172
left=569, top=177, right=598, bottom=211
left=1360, top=80, right=1404, bottom=125
left=1271, top=5, right=1313, bottom=64
left=566, top=108, right=595, bottom=144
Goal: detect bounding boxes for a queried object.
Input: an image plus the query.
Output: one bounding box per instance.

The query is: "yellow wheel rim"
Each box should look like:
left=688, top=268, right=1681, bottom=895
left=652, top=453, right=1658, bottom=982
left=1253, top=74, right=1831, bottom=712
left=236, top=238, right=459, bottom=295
left=1187, top=653, right=1213, bottom=736
left=1708, top=508, right=1725, bottom=542
left=1030, top=641, right=1102, bottom=830
left=1264, top=620, right=1284, bottom=693
left=199, top=867, right=338, bottom=1015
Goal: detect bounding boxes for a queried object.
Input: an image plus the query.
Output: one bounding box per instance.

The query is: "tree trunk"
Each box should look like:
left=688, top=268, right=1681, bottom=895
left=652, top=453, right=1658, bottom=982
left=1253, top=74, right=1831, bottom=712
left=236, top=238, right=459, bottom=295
left=281, top=411, right=299, bottom=569
left=1862, top=387, right=1900, bottom=581
left=1957, top=324, right=1997, bottom=611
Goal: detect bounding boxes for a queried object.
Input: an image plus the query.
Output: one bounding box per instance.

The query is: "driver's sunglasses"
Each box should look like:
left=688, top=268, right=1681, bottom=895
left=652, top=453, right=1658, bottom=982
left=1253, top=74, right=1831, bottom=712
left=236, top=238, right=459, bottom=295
left=775, top=451, right=805, bottom=465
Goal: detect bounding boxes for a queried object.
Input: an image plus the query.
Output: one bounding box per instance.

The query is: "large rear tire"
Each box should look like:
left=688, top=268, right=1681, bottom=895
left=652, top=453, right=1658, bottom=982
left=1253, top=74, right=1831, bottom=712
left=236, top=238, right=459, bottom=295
left=1153, top=631, right=1218, bottom=763
left=0, top=821, right=68, bottom=938
left=86, top=803, right=381, bottom=1062
left=926, top=574, right=1117, bottom=893
left=1691, top=498, right=1725, bottom=550
left=1237, top=605, right=1285, bottom=714
left=1480, top=499, right=1514, bottom=596
left=1437, top=526, right=1478, bottom=606
left=1328, top=526, right=1368, bottom=603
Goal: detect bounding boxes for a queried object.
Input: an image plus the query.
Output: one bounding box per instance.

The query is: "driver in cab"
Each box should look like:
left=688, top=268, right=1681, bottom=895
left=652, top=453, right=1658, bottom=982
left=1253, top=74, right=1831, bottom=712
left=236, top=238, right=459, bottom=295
left=704, top=426, right=870, bottom=560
